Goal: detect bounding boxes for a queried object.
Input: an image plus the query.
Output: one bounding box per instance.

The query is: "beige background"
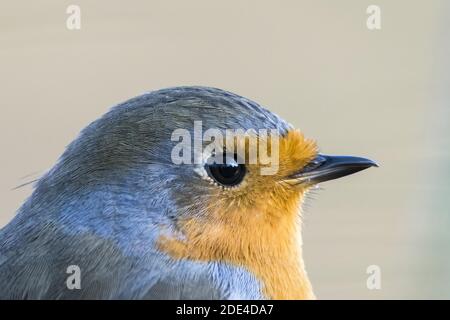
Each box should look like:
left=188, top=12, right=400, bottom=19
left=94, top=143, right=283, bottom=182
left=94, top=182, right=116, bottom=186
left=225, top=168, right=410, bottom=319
left=1, top=1, right=449, bottom=299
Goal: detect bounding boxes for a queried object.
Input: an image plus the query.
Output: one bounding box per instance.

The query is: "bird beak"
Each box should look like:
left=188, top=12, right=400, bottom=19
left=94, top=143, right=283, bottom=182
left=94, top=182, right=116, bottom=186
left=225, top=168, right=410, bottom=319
left=288, top=154, right=378, bottom=185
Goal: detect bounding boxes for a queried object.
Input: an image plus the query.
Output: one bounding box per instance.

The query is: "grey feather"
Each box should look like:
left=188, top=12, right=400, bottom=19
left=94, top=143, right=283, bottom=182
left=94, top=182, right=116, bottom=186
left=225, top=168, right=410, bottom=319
left=0, top=86, right=290, bottom=299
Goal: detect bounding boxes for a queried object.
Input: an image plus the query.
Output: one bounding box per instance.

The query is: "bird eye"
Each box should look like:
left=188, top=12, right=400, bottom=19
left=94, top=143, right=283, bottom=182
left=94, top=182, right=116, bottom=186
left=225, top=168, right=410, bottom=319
left=205, top=153, right=246, bottom=187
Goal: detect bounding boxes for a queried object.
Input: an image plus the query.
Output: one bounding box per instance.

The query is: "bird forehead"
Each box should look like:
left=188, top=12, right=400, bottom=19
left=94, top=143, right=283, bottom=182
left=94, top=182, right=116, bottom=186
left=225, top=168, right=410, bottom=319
left=120, top=86, right=291, bottom=132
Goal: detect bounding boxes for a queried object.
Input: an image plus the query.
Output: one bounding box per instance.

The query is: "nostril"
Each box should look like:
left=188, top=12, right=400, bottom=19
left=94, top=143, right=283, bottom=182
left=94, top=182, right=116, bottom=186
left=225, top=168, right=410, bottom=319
left=300, top=155, right=327, bottom=173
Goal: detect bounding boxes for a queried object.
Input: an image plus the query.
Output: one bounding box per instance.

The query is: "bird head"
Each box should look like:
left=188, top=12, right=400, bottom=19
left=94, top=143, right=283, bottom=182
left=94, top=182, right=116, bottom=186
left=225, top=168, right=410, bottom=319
left=43, top=86, right=376, bottom=299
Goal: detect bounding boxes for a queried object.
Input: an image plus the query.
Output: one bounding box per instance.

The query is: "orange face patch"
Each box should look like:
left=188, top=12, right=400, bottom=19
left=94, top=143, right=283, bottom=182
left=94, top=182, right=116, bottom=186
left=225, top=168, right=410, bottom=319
left=158, top=130, right=318, bottom=299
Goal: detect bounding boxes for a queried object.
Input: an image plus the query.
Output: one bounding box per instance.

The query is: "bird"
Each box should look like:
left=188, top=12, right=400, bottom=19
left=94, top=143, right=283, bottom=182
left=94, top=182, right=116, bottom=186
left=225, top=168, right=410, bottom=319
left=0, top=86, right=377, bottom=299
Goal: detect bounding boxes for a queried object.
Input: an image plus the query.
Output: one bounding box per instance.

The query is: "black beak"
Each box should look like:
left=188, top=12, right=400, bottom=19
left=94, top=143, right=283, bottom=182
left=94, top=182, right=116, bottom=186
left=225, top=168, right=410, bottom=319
left=291, top=154, right=378, bottom=184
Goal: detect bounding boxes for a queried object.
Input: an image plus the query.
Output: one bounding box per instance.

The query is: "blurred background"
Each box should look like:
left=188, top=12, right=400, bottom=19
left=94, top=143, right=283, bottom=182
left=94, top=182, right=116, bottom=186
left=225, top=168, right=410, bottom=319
left=1, top=0, right=449, bottom=299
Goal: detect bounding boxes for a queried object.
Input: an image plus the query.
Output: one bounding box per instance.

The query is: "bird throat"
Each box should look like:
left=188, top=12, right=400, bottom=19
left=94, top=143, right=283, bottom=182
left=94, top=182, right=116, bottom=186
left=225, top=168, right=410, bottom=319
left=157, top=197, right=315, bottom=300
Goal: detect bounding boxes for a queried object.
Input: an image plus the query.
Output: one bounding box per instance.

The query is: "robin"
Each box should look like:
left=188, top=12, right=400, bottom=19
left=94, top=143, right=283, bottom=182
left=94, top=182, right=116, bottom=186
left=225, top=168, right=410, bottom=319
left=0, top=86, right=376, bottom=299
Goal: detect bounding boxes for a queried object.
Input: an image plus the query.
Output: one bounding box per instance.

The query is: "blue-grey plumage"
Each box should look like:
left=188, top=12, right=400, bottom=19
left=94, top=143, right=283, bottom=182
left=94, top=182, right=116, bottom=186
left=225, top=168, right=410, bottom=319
left=0, top=87, right=290, bottom=299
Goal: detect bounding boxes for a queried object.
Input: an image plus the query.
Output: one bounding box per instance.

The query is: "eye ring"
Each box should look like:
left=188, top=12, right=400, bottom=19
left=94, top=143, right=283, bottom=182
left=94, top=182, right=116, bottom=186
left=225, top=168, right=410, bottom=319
left=204, top=153, right=246, bottom=187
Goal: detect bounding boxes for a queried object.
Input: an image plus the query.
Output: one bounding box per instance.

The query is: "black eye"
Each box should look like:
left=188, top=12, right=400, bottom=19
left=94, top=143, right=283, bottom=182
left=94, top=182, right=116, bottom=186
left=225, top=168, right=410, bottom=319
left=205, top=154, right=246, bottom=187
